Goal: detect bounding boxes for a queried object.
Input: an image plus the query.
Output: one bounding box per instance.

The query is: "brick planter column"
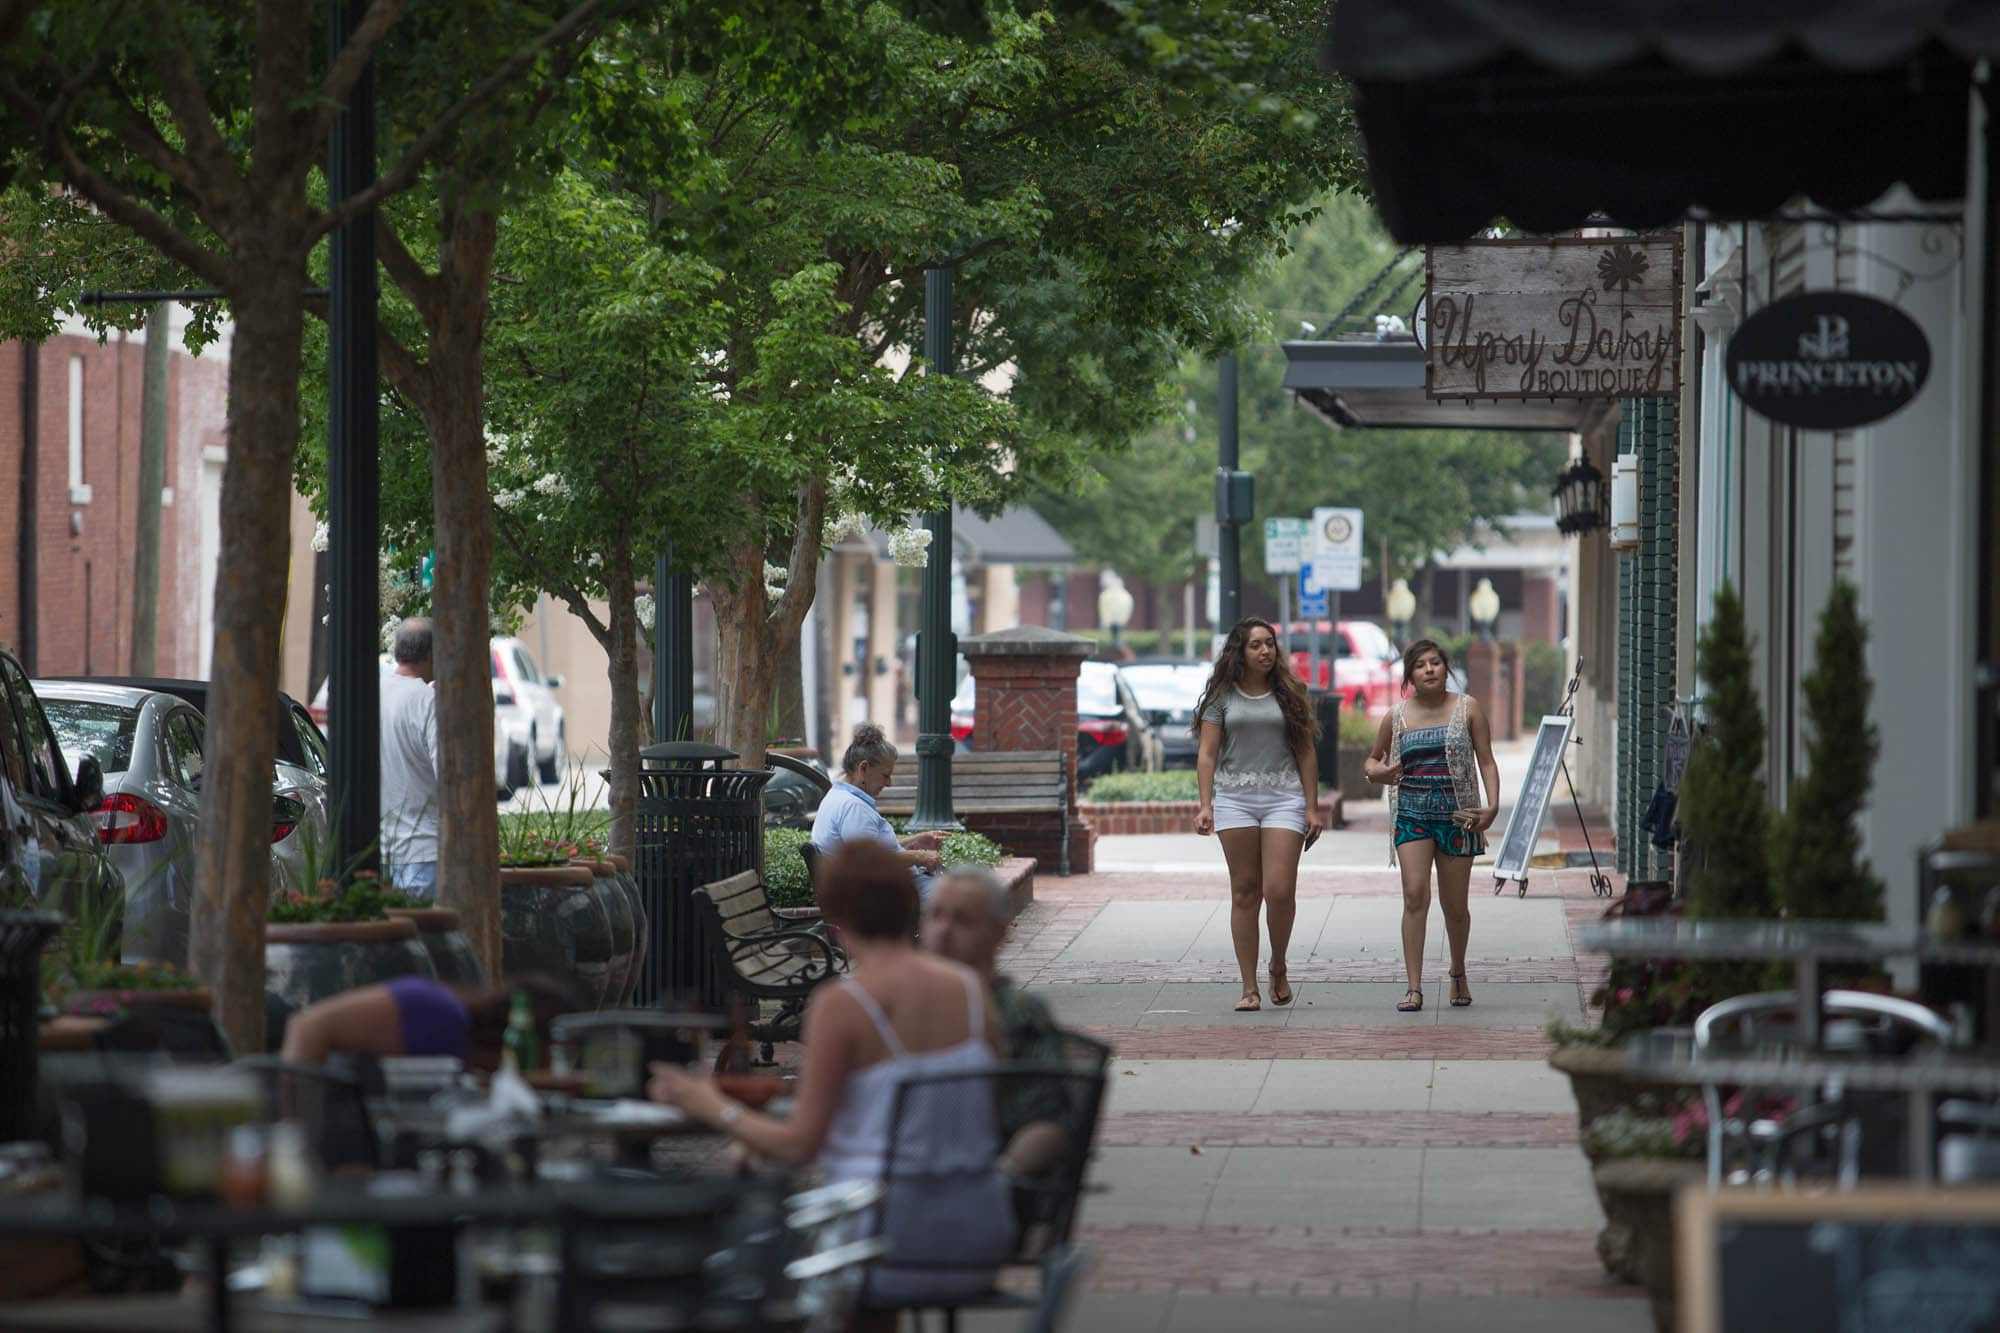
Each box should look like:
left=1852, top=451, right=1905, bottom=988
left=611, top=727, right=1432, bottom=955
left=961, top=625, right=1097, bottom=874
left=1464, top=639, right=1525, bottom=742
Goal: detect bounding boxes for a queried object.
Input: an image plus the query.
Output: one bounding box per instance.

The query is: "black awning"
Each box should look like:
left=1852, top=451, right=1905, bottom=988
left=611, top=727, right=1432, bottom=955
left=1281, top=338, right=1610, bottom=432
left=1326, top=1, right=2000, bottom=241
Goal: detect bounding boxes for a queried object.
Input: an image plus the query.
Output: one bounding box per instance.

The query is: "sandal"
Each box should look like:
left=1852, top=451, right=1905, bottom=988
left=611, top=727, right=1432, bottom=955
left=1269, top=966, right=1293, bottom=1007
left=1396, top=988, right=1424, bottom=1013
left=1235, top=990, right=1262, bottom=1013
left=1450, top=971, right=1473, bottom=1007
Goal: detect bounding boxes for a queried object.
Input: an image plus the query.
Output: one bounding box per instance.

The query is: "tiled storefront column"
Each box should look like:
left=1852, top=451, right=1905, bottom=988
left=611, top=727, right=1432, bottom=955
left=961, top=625, right=1097, bottom=874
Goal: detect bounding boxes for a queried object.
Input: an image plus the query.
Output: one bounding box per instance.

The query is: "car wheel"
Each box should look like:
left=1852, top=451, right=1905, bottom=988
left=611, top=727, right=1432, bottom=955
left=506, top=741, right=531, bottom=794
left=536, top=732, right=560, bottom=786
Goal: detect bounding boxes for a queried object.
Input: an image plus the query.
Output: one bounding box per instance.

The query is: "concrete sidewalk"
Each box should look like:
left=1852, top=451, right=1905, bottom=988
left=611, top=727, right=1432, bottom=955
left=974, top=787, right=1643, bottom=1333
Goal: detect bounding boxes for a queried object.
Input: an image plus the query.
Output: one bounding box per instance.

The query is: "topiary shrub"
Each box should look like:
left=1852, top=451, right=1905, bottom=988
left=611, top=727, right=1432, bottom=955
left=1678, top=583, right=1774, bottom=921
left=765, top=827, right=814, bottom=908
left=1770, top=581, right=1884, bottom=921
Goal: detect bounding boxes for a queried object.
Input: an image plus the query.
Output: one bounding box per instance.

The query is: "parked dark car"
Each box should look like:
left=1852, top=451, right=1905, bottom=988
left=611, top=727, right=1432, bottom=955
left=948, top=660, right=1161, bottom=780
left=762, top=751, right=830, bottom=829
left=0, top=648, right=121, bottom=930
left=1120, top=661, right=1211, bottom=770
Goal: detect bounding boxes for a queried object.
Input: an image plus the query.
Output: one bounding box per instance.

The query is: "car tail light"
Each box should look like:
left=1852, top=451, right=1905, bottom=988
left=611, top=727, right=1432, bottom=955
left=93, top=793, right=169, bottom=845
left=950, top=715, right=973, bottom=742
left=309, top=702, right=329, bottom=726
left=272, top=793, right=306, bottom=844
left=1079, top=718, right=1128, bottom=747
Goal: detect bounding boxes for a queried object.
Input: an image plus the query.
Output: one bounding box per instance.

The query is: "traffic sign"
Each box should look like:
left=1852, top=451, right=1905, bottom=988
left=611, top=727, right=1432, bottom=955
left=1310, top=507, right=1364, bottom=592
left=1296, top=562, right=1328, bottom=617
left=1263, top=516, right=1309, bottom=574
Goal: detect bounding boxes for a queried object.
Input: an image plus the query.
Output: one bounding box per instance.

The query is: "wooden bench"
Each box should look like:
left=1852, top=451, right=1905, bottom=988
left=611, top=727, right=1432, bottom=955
left=692, top=870, right=846, bottom=1063
left=875, top=750, right=1071, bottom=875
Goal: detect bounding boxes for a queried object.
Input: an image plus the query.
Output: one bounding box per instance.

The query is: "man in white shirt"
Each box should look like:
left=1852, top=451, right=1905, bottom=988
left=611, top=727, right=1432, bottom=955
left=380, top=619, right=440, bottom=897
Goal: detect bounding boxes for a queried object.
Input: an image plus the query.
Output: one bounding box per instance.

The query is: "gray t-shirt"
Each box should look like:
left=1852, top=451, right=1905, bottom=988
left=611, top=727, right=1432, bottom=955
left=379, top=671, right=439, bottom=865
left=1199, top=687, right=1300, bottom=790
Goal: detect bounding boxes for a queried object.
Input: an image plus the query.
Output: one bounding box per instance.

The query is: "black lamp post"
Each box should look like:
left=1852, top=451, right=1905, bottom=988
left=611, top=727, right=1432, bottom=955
left=909, top=266, right=959, bottom=834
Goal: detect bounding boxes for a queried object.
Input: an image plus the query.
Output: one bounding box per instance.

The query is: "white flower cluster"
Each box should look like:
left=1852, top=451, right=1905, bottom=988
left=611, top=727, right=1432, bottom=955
left=635, top=593, right=656, bottom=633
left=380, top=615, right=402, bottom=649
left=763, top=561, right=789, bottom=608
left=312, top=521, right=330, bottom=553
left=826, top=510, right=868, bottom=543
left=494, top=487, right=527, bottom=511
left=888, top=526, right=934, bottom=568
left=533, top=473, right=569, bottom=499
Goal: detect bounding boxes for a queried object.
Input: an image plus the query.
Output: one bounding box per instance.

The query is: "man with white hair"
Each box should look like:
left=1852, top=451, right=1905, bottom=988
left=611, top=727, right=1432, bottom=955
left=379, top=618, right=440, bottom=897
left=921, top=865, right=1069, bottom=1172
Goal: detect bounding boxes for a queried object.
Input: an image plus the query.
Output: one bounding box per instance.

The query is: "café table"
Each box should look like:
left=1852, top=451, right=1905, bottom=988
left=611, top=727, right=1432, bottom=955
left=1577, top=918, right=2000, bottom=1048
left=0, top=1176, right=743, bottom=1333
left=1622, top=1029, right=2000, bottom=1184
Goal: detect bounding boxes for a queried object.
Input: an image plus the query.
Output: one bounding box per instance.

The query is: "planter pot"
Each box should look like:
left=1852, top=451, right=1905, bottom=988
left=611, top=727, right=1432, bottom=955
left=265, top=919, right=436, bottom=1051
left=499, top=865, right=610, bottom=1008
left=580, top=860, right=638, bottom=1009
left=1549, top=1042, right=1648, bottom=1138
left=1591, top=1159, right=1704, bottom=1331
left=1337, top=748, right=1380, bottom=802
left=606, top=854, right=648, bottom=1000
left=385, top=908, right=484, bottom=986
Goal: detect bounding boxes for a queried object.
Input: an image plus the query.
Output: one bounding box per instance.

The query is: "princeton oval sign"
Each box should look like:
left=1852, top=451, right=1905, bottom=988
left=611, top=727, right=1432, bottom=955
left=1726, top=292, right=1930, bottom=431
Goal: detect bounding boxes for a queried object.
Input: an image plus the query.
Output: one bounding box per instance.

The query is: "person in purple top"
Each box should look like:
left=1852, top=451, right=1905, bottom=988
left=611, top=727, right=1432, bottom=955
left=279, top=973, right=580, bottom=1070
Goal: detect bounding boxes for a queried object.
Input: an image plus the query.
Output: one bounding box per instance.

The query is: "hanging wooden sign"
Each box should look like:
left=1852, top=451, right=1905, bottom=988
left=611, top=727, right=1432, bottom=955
left=1425, top=236, right=1682, bottom=400
left=1725, top=291, right=1931, bottom=430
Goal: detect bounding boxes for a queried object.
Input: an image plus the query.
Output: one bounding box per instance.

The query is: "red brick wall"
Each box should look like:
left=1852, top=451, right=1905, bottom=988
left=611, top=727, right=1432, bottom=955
left=0, top=332, right=222, bottom=677
left=964, top=640, right=1097, bottom=873
left=1464, top=640, right=1525, bottom=742
left=1521, top=574, right=1560, bottom=645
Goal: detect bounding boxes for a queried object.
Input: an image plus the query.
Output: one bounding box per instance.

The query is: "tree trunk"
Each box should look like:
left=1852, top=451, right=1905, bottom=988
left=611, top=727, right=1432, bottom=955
left=711, top=483, right=826, bottom=767
left=1415, top=561, right=1437, bottom=635
left=412, top=209, right=501, bottom=978
left=773, top=617, right=807, bottom=745
left=130, top=301, right=170, bottom=673
left=190, top=267, right=307, bottom=1055
left=601, top=541, right=643, bottom=863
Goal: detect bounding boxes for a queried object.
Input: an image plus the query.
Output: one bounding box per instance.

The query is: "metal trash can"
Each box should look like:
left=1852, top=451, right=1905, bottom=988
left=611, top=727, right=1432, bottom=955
left=1313, top=691, right=1341, bottom=791
left=634, top=742, right=773, bottom=1009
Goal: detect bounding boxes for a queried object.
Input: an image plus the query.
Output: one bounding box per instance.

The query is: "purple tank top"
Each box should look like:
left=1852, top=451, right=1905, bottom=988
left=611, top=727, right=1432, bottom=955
left=386, top=976, right=471, bottom=1060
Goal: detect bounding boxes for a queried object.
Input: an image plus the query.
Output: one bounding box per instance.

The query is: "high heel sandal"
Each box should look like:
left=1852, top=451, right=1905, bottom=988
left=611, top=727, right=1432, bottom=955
left=1450, top=971, right=1473, bottom=1007
left=1396, top=988, right=1423, bottom=1013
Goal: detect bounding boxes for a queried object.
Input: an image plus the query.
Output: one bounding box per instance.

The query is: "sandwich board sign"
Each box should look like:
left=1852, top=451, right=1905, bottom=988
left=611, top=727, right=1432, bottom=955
left=1491, top=713, right=1574, bottom=893
left=1310, top=507, right=1363, bottom=592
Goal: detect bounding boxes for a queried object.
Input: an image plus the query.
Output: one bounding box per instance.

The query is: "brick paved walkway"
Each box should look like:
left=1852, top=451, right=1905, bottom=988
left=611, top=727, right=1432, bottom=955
left=985, top=782, right=1652, bottom=1333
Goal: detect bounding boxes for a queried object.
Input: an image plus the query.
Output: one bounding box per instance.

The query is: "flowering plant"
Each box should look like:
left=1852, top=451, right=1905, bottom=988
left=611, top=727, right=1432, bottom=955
left=49, top=959, right=205, bottom=1014
left=269, top=870, right=393, bottom=924
left=887, top=525, right=934, bottom=567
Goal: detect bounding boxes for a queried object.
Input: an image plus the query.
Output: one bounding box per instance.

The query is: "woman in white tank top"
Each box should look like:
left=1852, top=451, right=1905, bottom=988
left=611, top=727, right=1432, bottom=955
left=649, top=839, right=1015, bottom=1325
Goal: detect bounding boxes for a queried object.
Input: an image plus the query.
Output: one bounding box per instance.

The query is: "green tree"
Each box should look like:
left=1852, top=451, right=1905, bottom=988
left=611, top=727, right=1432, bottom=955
left=1770, top=581, right=1884, bottom=920
left=1679, top=582, right=1774, bottom=920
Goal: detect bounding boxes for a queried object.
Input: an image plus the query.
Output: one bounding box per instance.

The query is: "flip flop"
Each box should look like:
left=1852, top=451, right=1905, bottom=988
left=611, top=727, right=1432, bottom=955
left=1269, top=966, right=1293, bottom=1007
left=1235, top=990, right=1262, bottom=1013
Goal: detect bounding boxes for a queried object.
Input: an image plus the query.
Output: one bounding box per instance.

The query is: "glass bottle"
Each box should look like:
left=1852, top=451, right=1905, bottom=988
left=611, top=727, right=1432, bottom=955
left=502, top=989, right=539, bottom=1074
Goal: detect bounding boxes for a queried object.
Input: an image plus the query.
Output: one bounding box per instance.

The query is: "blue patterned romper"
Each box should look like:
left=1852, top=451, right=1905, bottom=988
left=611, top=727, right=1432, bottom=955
left=1393, top=720, right=1486, bottom=859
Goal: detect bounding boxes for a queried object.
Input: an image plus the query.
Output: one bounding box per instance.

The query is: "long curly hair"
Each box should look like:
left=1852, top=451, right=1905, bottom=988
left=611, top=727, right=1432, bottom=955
left=1192, top=617, right=1321, bottom=753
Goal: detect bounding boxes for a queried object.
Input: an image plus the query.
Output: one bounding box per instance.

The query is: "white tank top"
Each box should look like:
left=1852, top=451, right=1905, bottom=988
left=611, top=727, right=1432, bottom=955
left=817, top=970, right=1000, bottom=1183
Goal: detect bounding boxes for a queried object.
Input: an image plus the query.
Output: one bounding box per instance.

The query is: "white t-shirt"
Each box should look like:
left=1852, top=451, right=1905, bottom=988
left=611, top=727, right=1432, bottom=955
left=379, top=671, right=439, bottom=865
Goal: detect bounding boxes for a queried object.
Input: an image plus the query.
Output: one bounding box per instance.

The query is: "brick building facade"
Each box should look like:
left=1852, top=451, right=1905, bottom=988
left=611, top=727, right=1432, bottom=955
left=0, top=321, right=228, bottom=678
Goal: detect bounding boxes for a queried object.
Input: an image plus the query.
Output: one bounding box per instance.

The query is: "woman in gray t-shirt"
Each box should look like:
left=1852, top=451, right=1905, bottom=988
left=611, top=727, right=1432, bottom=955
left=1194, top=617, right=1323, bottom=1012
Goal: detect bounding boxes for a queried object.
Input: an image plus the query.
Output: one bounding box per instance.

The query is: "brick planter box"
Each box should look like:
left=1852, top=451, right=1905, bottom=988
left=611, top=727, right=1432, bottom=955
left=1080, top=791, right=1343, bottom=836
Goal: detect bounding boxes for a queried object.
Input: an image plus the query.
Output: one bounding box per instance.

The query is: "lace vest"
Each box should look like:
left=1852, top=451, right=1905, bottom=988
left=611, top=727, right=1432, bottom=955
left=1386, top=694, right=1481, bottom=866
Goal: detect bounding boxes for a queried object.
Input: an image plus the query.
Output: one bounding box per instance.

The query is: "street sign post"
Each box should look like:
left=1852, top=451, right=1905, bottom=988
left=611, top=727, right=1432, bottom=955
left=1263, top=517, right=1308, bottom=575
left=1310, top=507, right=1364, bottom=592
left=1296, top=562, right=1329, bottom=617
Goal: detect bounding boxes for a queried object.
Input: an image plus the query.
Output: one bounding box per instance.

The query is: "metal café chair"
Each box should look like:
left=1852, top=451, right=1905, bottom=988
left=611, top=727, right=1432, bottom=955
left=1694, top=989, right=1956, bottom=1186
left=1937, top=1098, right=2000, bottom=1184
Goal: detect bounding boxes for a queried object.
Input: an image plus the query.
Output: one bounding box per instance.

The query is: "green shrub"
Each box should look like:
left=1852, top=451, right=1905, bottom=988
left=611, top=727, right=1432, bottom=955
left=1337, top=706, right=1380, bottom=748
left=766, top=827, right=1006, bottom=910
left=1520, top=640, right=1565, bottom=726
left=269, top=871, right=392, bottom=924
left=765, top=827, right=814, bottom=908
left=1680, top=583, right=1773, bottom=920
left=1083, top=770, right=1199, bottom=803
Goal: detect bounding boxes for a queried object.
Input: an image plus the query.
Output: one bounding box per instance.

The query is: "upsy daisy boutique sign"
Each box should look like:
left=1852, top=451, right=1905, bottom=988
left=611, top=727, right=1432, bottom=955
left=1423, top=236, right=1682, bottom=400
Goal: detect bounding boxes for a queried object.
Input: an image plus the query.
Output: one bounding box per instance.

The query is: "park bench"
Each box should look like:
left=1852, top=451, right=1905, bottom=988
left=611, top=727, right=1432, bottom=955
left=692, top=870, right=846, bottom=1063
left=874, top=749, right=1071, bottom=875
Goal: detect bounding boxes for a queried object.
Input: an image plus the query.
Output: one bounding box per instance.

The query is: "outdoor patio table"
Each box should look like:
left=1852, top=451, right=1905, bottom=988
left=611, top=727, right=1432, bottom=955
left=0, top=1177, right=740, bottom=1333
left=1622, top=1030, right=2000, bottom=1184
left=1578, top=919, right=2000, bottom=1048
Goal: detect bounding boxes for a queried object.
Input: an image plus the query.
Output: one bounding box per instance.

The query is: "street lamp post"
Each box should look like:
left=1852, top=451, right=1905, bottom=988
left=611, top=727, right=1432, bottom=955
left=1098, top=577, right=1134, bottom=654
left=1469, top=577, right=1501, bottom=641
left=1386, top=577, right=1416, bottom=647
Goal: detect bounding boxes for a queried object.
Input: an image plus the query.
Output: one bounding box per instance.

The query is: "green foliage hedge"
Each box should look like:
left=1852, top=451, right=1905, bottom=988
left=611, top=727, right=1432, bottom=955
left=765, top=827, right=1006, bottom=909
left=1083, top=770, right=1200, bottom=803
left=1520, top=640, right=1566, bottom=726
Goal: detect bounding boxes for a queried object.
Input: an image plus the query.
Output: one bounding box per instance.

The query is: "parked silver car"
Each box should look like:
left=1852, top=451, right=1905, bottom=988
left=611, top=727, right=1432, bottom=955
left=39, top=679, right=335, bottom=965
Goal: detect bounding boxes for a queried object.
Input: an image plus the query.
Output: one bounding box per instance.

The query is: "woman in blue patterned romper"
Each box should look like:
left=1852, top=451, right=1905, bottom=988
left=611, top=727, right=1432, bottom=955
left=1364, top=640, right=1501, bottom=1013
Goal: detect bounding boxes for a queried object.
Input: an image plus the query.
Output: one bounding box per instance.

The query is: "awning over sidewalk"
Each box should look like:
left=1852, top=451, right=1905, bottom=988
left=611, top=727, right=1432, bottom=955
left=1281, top=338, right=1610, bottom=432
left=1325, top=1, right=2000, bottom=241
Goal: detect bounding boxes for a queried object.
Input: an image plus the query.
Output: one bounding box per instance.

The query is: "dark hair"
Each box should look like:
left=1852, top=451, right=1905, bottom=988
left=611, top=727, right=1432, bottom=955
left=464, top=973, right=585, bottom=1063
left=840, top=722, right=896, bottom=776
left=392, top=617, right=434, bottom=665
left=815, top=840, right=919, bottom=941
left=1192, top=616, right=1320, bottom=753
left=1402, top=638, right=1452, bottom=687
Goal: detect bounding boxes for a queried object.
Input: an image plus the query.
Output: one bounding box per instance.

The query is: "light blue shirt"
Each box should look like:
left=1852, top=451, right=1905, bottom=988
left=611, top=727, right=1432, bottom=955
left=811, top=780, right=934, bottom=900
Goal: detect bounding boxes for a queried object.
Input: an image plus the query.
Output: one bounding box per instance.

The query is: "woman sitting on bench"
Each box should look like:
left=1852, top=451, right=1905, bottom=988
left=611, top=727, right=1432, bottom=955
left=811, top=722, right=946, bottom=901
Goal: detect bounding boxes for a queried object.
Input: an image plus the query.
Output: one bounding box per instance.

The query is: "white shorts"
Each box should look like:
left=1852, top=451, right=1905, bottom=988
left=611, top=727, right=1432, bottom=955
left=1213, top=785, right=1308, bottom=834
